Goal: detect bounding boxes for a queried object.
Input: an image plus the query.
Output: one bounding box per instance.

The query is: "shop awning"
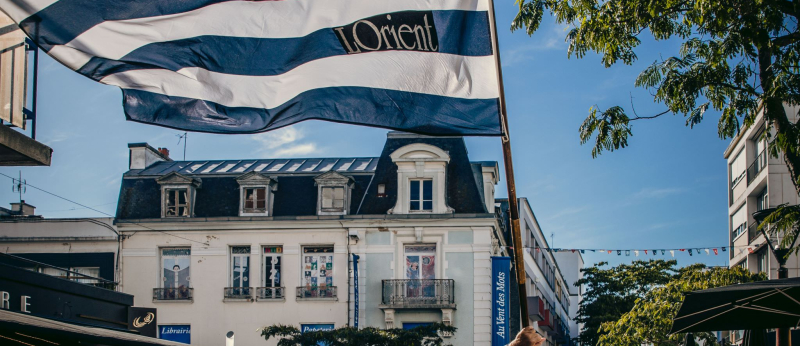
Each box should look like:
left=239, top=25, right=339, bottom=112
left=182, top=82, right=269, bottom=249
left=0, top=309, right=184, bottom=346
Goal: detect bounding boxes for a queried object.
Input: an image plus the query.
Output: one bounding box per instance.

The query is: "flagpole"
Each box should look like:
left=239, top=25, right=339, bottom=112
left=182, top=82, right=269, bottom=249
left=486, top=0, right=531, bottom=329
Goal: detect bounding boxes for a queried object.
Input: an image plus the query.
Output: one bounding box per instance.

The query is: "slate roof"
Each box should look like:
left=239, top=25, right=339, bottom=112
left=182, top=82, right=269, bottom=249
left=127, top=158, right=378, bottom=176
left=116, top=135, right=493, bottom=219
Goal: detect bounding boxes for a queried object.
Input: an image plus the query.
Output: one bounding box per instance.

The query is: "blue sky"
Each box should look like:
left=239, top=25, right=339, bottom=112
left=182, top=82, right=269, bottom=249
left=0, top=3, right=732, bottom=269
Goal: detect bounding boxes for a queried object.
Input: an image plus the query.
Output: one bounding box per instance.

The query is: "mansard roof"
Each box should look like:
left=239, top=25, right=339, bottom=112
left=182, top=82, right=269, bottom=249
left=116, top=136, right=494, bottom=220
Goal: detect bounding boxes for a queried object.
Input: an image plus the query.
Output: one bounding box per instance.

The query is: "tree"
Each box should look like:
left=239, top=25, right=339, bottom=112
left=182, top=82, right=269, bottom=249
left=597, top=265, right=766, bottom=346
left=511, top=0, right=800, bottom=251
left=259, top=323, right=456, bottom=346
left=573, top=260, right=679, bottom=346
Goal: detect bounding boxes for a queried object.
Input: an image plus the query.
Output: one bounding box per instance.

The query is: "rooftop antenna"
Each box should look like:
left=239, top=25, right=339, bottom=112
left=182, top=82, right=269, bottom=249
left=11, top=171, right=25, bottom=203
left=551, top=232, right=554, bottom=248
left=176, top=132, right=188, bottom=160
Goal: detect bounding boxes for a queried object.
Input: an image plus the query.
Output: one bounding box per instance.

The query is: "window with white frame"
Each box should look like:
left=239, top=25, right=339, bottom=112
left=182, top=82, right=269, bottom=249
left=757, top=187, right=769, bottom=211
left=314, top=171, right=352, bottom=215
left=731, top=206, right=747, bottom=239
left=157, top=172, right=200, bottom=218
left=388, top=143, right=452, bottom=214
left=409, top=179, right=432, bottom=212
left=300, top=246, right=335, bottom=298
left=230, top=246, right=251, bottom=288
left=236, top=172, right=274, bottom=216
left=160, top=248, right=191, bottom=300
left=263, top=246, right=282, bottom=288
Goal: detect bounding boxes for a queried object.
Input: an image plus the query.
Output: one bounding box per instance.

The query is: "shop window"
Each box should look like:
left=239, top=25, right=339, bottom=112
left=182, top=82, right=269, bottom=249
left=299, top=246, right=335, bottom=299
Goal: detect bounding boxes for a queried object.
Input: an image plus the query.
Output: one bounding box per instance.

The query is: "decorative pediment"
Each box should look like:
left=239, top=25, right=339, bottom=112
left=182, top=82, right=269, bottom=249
left=390, top=143, right=450, bottom=163
left=156, top=172, right=201, bottom=187
left=235, top=171, right=274, bottom=186
left=314, top=171, right=353, bottom=186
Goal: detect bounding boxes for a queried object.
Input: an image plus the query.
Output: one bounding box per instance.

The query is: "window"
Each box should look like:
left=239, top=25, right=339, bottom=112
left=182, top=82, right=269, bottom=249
left=321, top=187, right=345, bottom=211
left=243, top=188, right=266, bottom=213
left=757, top=188, right=769, bottom=211
left=757, top=250, right=767, bottom=274
left=405, top=245, right=436, bottom=301
left=730, top=150, right=745, bottom=188
left=409, top=179, right=432, bottom=211
left=165, top=189, right=189, bottom=217
left=158, top=248, right=191, bottom=300
left=230, top=246, right=250, bottom=288
left=259, top=246, right=284, bottom=300
left=236, top=172, right=274, bottom=216
left=157, top=172, right=201, bottom=218
left=731, top=206, right=747, bottom=239
left=314, top=171, right=352, bottom=215
left=299, top=246, right=335, bottom=298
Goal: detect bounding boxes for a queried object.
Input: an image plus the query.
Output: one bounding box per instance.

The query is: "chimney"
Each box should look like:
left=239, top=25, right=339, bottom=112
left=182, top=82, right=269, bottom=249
left=10, top=200, right=35, bottom=216
left=128, top=143, right=173, bottom=170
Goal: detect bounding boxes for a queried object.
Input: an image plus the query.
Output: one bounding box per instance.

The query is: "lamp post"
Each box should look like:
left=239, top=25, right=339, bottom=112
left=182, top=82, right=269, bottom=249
left=752, top=208, right=794, bottom=346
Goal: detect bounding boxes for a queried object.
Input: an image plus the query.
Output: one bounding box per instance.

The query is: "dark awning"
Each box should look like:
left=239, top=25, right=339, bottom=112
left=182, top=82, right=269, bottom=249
left=0, top=309, right=184, bottom=346
left=670, top=277, right=800, bottom=334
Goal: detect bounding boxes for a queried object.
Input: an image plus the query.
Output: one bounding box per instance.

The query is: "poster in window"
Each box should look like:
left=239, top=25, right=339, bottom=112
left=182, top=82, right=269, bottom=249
left=162, top=249, right=191, bottom=289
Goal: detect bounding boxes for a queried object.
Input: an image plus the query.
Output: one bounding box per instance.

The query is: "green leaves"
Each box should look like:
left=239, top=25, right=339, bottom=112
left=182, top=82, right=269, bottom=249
left=259, top=323, right=457, bottom=346
left=596, top=266, right=765, bottom=346
left=579, top=106, right=633, bottom=158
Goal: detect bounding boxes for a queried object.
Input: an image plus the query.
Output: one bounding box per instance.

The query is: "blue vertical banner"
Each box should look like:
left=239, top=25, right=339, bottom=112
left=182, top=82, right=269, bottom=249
left=352, top=253, right=360, bottom=329
left=491, top=256, right=511, bottom=346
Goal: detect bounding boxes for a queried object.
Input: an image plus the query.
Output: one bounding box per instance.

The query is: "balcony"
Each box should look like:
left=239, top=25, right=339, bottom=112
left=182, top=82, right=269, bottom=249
left=527, top=296, right=545, bottom=322
left=256, top=287, right=285, bottom=301
left=224, top=287, right=253, bottom=301
left=380, top=279, right=455, bottom=309
left=153, top=287, right=193, bottom=302
left=296, top=286, right=337, bottom=301
left=746, top=149, right=768, bottom=185
left=538, top=309, right=553, bottom=332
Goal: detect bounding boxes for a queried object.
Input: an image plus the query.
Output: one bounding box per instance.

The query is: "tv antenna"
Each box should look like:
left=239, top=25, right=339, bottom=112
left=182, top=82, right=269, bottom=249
left=176, top=132, right=188, bottom=160
left=11, top=171, right=25, bottom=202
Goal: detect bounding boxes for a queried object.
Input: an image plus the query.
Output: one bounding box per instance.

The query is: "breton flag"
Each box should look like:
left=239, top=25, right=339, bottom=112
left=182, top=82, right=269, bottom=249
left=0, top=0, right=502, bottom=135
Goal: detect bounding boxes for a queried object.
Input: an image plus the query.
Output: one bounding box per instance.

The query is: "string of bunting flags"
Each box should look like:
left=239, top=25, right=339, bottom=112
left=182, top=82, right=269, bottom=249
left=503, top=245, right=765, bottom=257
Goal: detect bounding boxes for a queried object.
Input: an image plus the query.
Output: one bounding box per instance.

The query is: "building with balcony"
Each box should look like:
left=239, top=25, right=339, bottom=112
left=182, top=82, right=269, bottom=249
left=497, top=198, right=583, bottom=346
left=724, top=104, right=800, bottom=344
left=115, top=133, right=503, bottom=345
left=725, top=104, right=800, bottom=277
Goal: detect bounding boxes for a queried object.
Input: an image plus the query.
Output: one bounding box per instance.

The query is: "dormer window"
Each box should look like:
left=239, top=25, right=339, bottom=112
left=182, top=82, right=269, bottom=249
left=165, top=188, right=189, bottom=217
left=389, top=143, right=452, bottom=214
left=409, top=179, right=432, bottom=212
left=243, top=187, right=267, bottom=214
left=314, top=171, right=353, bottom=215
left=157, top=172, right=201, bottom=218
left=236, top=172, right=275, bottom=216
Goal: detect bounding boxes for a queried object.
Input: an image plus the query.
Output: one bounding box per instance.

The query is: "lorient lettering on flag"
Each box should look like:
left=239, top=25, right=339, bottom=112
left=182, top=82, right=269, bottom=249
left=2, top=0, right=502, bottom=136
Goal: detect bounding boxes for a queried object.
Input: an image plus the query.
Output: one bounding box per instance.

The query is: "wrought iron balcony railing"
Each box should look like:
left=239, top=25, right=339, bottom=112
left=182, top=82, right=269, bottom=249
left=381, top=279, right=455, bottom=309
left=296, top=286, right=337, bottom=300
left=153, top=287, right=193, bottom=301
left=224, top=287, right=252, bottom=300
left=256, top=287, right=285, bottom=300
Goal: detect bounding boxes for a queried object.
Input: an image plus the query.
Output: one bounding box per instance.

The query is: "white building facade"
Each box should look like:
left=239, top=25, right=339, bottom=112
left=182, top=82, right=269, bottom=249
left=497, top=198, right=583, bottom=346
left=724, top=104, right=800, bottom=344
left=116, top=134, right=504, bottom=345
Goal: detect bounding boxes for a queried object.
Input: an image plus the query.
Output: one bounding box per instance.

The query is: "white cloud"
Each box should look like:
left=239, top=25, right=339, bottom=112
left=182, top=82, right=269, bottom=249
left=250, top=126, right=318, bottom=157
left=502, top=24, right=569, bottom=67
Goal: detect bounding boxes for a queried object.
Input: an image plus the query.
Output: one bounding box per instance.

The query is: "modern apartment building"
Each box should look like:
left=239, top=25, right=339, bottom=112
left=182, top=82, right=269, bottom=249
left=725, top=104, right=800, bottom=278
left=497, top=198, right=583, bottom=346
left=115, top=133, right=504, bottom=345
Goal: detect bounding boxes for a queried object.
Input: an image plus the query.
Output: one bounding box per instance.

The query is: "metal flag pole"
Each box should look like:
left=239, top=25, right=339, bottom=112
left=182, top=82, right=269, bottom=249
left=486, top=0, right=531, bottom=329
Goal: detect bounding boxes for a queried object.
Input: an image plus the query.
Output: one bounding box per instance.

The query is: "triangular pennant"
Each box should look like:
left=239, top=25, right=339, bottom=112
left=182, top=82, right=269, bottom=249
left=644, top=250, right=649, bottom=255
left=608, top=250, right=612, bottom=254
left=617, top=250, right=621, bottom=255
left=580, top=250, right=585, bottom=254
left=680, top=249, right=686, bottom=252
left=625, top=250, right=631, bottom=256
left=653, top=249, right=658, bottom=255
left=748, top=247, right=754, bottom=254
left=713, top=248, right=718, bottom=255
left=705, top=249, right=710, bottom=255
left=634, top=250, right=639, bottom=257
left=688, top=249, right=693, bottom=256
left=572, top=249, right=576, bottom=253
left=670, top=250, right=675, bottom=257
left=722, top=247, right=727, bottom=251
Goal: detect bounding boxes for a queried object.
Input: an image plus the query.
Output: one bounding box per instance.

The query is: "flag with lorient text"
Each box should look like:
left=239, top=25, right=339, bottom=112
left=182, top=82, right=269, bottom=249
left=0, top=0, right=502, bottom=135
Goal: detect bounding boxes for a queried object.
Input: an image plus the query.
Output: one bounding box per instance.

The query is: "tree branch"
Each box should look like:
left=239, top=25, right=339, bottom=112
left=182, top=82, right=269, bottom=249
left=772, top=31, right=800, bottom=47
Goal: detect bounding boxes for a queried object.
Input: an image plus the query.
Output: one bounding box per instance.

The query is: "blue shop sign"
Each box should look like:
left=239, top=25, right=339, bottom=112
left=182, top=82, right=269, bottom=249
left=491, top=256, right=511, bottom=346
left=301, top=324, right=335, bottom=346
left=159, top=325, right=190, bottom=344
